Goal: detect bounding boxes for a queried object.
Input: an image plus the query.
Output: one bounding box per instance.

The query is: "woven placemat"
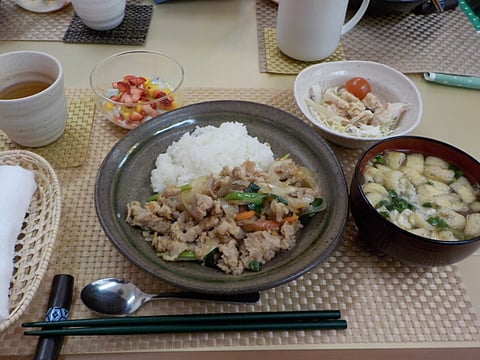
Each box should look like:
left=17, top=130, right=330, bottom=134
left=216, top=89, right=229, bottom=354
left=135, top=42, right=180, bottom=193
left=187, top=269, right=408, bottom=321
left=264, top=28, right=345, bottom=74
left=0, top=88, right=95, bottom=169
left=63, top=4, right=153, bottom=45
left=0, top=0, right=149, bottom=42
left=0, top=0, right=74, bottom=41
left=256, top=0, right=480, bottom=76
left=0, top=88, right=478, bottom=356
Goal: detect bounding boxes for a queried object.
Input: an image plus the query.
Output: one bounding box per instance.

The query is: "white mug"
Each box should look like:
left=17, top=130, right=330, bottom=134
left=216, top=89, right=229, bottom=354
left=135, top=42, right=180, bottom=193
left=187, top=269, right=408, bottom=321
left=276, top=0, right=370, bottom=61
left=71, top=0, right=126, bottom=31
left=0, top=51, right=67, bottom=148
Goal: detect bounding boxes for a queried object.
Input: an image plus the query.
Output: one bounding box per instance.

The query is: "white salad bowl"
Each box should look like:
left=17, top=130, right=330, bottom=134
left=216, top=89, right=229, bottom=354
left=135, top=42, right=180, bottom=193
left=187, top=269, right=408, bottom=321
left=294, top=61, right=423, bottom=149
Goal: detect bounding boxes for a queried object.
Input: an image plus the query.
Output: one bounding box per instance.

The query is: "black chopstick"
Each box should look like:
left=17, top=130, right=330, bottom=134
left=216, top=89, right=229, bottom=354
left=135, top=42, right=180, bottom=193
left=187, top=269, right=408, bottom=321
left=23, top=320, right=347, bottom=336
left=22, top=310, right=346, bottom=336
left=23, top=310, right=341, bottom=329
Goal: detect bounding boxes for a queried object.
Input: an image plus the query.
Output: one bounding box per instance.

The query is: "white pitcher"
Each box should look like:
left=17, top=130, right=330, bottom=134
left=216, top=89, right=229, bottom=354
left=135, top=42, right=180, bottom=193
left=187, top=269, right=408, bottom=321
left=276, top=0, right=370, bottom=61
left=71, top=0, right=126, bottom=31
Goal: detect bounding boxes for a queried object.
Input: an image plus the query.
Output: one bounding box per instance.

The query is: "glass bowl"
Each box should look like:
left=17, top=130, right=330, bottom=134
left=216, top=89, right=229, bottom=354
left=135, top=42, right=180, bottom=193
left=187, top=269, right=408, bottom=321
left=90, top=50, right=184, bottom=129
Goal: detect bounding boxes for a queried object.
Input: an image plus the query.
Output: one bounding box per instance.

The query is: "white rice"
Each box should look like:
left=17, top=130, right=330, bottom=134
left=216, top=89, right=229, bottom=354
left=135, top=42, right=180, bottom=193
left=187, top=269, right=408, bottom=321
left=150, top=122, right=274, bottom=193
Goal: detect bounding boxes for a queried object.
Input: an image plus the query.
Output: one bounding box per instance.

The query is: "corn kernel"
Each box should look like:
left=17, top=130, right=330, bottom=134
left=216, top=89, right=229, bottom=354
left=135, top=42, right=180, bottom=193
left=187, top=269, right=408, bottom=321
left=146, top=84, right=160, bottom=98
left=120, top=106, right=133, bottom=119
left=103, top=101, right=115, bottom=111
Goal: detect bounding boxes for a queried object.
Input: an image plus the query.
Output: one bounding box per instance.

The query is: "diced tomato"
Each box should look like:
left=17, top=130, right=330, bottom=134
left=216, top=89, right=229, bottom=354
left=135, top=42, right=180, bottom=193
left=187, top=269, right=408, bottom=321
left=159, top=97, right=174, bottom=109
left=152, top=89, right=167, bottom=99
left=114, top=81, right=130, bottom=94
left=120, top=94, right=133, bottom=105
left=130, top=87, right=144, bottom=102
left=129, top=111, right=144, bottom=122
left=124, top=75, right=147, bottom=86
left=141, top=104, right=158, bottom=115
left=107, top=74, right=179, bottom=124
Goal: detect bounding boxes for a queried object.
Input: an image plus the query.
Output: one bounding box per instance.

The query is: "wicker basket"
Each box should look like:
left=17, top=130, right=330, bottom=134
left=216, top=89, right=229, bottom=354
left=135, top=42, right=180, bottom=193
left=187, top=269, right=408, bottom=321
left=0, top=150, right=61, bottom=332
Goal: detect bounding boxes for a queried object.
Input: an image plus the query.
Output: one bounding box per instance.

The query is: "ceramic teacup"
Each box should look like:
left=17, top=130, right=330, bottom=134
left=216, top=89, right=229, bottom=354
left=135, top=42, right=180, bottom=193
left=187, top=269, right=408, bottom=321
left=71, top=0, right=127, bottom=31
left=0, top=51, right=67, bottom=148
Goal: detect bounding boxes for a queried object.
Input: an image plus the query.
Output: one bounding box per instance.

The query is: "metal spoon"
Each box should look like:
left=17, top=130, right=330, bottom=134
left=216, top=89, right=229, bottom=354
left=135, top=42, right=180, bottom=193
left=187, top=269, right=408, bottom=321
left=80, top=278, right=260, bottom=316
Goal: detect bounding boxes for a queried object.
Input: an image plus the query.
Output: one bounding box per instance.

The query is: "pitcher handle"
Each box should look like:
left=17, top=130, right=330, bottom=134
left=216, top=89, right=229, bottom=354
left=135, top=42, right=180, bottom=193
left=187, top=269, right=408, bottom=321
left=342, top=0, right=370, bottom=35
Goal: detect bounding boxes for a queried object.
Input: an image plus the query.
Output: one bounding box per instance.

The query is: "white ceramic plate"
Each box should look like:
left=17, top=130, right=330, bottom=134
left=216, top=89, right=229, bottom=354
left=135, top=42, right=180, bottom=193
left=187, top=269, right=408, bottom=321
left=294, top=60, right=423, bottom=149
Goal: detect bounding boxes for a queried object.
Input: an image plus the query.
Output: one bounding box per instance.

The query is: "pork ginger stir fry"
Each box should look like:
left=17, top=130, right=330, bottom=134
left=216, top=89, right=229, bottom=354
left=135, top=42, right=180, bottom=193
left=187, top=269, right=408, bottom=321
left=126, top=158, right=325, bottom=275
left=306, top=77, right=409, bottom=138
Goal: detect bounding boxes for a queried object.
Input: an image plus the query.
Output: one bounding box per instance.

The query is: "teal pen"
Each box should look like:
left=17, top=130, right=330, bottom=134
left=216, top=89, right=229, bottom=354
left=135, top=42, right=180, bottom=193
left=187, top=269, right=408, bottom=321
left=424, top=72, right=480, bottom=90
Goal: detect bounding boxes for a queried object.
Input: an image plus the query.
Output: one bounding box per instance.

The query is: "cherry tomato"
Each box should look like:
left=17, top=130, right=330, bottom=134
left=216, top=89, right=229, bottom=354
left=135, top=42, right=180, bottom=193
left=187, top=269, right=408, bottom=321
left=344, top=77, right=371, bottom=100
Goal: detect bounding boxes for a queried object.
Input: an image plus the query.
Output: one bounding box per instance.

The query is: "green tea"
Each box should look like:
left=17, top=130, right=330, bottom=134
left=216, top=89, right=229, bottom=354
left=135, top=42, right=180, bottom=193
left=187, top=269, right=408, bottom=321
left=0, top=81, right=52, bottom=100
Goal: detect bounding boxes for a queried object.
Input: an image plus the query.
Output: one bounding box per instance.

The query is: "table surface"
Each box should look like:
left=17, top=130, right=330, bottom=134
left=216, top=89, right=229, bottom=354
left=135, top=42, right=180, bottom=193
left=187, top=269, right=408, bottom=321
left=0, top=0, right=479, bottom=358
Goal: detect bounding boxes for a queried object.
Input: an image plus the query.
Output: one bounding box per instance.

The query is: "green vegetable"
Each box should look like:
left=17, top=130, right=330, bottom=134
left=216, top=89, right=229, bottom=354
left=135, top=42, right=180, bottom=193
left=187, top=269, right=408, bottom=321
left=377, top=199, right=390, bottom=208
left=246, top=202, right=262, bottom=214
left=156, top=250, right=198, bottom=261
left=451, top=229, right=467, bottom=240
left=178, top=184, right=193, bottom=192
left=379, top=211, right=390, bottom=219
left=427, top=217, right=449, bottom=228
left=203, top=248, right=219, bottom=267
left=248, top=260, right=261, bottom=272
left=422, top=202, right=434, bottom=208
left=147, top=193, right=159, bottom=202
left=448, top=163, right=464, bottom=179
left=224, top=191, right=267, bottom=204
left=224, top=190, right=289, bottom=216
left=299, top=198, right=326, bottom=225
left=159, top=248, right=220, bottom=266
left=244, top=183, right=262, bottom=213
left=387, top=189, right=398, bottom=198
left=177, top=249, right=197, bottom=260
left=299, top=197, right=325, bottom=218
left=245, top=183, right=260, bottom=193
left=373, top=154, right=387, bottom=165
left=147, top=184, right=193, bottom=202
left=382, top=190, right=414, bottom=212
left=269, top=193, right=288, bottom=206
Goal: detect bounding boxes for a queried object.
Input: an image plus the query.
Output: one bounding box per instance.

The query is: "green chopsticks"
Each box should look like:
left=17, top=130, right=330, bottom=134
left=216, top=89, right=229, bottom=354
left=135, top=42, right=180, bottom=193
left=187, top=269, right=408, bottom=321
left=22, top=310, right=347, bottom=336
left=23, top=321, right=347, bottom=336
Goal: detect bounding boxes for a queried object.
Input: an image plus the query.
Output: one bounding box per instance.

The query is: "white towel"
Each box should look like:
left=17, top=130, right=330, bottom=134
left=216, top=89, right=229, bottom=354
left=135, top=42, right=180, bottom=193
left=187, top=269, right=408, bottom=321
left=0, top=165, right=37, bottom=321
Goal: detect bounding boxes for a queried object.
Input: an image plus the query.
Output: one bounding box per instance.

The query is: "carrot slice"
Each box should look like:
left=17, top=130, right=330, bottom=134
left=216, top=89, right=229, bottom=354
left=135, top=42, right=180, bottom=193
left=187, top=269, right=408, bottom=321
left=234, top=210, right=256, bottom=221
left=282, top=214, right=299, bottom=224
